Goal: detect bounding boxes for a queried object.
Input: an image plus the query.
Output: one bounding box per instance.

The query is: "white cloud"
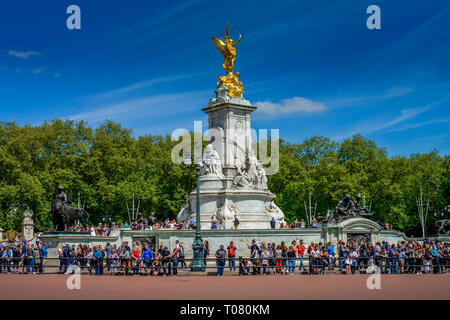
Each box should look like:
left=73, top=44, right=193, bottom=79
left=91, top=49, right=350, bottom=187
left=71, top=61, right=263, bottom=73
left=67, top=90, right=208, bottom=123
left=332, top=105, right=433, bottom=140
left=32, top=66, right=45, bottom=74
left=8, top=50, right=40, bottom=59
left=326, top=87, right=414, bottom=107
left=255, top=97, right=328, bottom=116
left=387, top=118, right=449, bottom=133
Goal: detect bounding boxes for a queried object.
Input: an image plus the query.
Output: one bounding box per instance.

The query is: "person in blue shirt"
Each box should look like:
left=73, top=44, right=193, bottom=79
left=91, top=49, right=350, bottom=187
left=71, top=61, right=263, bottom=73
left=270, top=218, right=276, bottom=229
left=431, top=245, right=440, bottom=274
left=140, top=244, right=154, bottom=275
left=93, top=246, right=102, bottom=275
left=62, top=244, right=71, bottom=273
left=159, top=247, right=171, bottom=276
left=215, top=245, right=227, bottom=276
left=39, top=242, right=47, bottom=272
left=105, top=243, right=112, bottom=271
left=5, top=246, right=13, bottom=273
left=390, top=244, right=398, bottom=274
left=248, top=240, right=258, bottom=265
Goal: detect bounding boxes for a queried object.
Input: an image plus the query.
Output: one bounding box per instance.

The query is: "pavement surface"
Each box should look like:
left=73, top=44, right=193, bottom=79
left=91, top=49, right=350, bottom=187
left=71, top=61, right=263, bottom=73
left=0, top=274, right=449, bottom=300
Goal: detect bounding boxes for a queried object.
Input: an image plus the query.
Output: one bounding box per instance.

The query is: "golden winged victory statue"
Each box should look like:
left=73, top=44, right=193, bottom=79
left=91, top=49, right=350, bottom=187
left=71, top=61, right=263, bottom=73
left=212, top=24, right=243, bottom=98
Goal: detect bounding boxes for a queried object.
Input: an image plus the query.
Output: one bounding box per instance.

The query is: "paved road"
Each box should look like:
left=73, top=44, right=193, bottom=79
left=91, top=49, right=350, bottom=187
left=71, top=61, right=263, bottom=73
left=0, top=274, right=448, bottom=300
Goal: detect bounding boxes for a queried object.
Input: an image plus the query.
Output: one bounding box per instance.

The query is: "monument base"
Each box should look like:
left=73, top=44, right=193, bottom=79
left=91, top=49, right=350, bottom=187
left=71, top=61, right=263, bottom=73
left=37, top=218, right=441, bottom=258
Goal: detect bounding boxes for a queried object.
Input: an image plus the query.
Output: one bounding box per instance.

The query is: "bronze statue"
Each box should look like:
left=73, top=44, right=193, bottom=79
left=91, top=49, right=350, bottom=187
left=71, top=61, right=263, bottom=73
left=326, top=194, right=372, bottom=223
left=50, top=185, right=88, bottom=231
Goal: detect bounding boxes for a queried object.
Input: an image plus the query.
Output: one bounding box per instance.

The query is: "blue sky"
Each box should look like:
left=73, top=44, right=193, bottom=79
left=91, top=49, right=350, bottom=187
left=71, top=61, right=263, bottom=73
left=1, top=0, right=449, bottom=156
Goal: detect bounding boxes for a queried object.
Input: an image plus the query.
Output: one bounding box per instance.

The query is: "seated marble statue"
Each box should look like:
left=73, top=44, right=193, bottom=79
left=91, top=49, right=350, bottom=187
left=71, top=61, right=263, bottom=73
left=233, top=164, right=252, bottom=189
left=200, top=144, right=224, bottom=179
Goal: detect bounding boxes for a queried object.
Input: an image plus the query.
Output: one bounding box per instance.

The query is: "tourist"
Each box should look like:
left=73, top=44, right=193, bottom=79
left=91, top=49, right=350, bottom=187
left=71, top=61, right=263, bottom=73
left=431, top=244, right=441, bottom=274
left=300, top=219, right=305, bottom=228
left=297, top=240, right=306, bottom=272
left=90, top=225, right=96, bottom=237
left=233, top=215, right=239, bottom=229
left=260, top=248, right=270, bottom=275
left=423, top=247, right=432, bottom=274
left=178, top=243, right=187, bottom=270
left=390, top=244, right=398, bottom=274
left=227, top=241, right=236, bottom=272
left=105, top=242, right=112, bottom=271
left=159, top=246, right=171, bottom=276
left=275, top=245, right=282, bottom=274
left=320, top=244, right=329, bottom=274
left=287, top=246, right=296, bottom=275
left=269, top=242, right=276, bottom=273
left=26, top=244, right=35, bottom=274
left=248, top=239, right=258, bottom=265
left=270, top=217, right=276, bottom=229
left=240, top=258, right=250, bottom=275
left=140, top=244, right=154, bottom=276
left=338, top=241, right=347, bottom=272
left=4, top=245, right=12, bottom=273
left=110, top=249, right=119, bottom=275
left=33, top=244, right=43, bottom=274
left=348, top=248, right=358, bottom=274
left=40, top=242, right=48, bottom=271
left=211, top=216, right=217, bottom=229
left=310, top=245, right=321, bottom=275
left=131, top=245, right=141, bottom=276
left=215, top=245, right=226, bottom=276
left=93, top=246, right=103, bottom=275
left=171, top=248, right=179, bottom=276
left=280, top=241, right=288, bottom=274
left=203, top=241, right=210, bottom=261
left=218, top=219, right=225, bottom=230
left=119, top=245, right=130, bottom=276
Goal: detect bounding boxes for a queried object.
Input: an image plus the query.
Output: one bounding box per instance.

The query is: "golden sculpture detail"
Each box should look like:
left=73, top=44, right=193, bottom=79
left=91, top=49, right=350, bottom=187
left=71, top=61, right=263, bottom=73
left=212, top=25, right=243, bottom=98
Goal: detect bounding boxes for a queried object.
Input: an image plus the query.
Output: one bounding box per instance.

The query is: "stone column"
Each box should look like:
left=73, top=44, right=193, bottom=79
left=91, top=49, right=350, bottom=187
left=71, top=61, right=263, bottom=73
left=22, top=207, right=35, bottom=241
left=0, top=228, right=3, bottom=242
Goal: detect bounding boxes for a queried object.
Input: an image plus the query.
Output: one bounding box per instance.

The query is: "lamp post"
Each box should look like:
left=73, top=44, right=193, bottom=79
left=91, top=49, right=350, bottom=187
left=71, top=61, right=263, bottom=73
left=184, top=156, right=205, bottom=272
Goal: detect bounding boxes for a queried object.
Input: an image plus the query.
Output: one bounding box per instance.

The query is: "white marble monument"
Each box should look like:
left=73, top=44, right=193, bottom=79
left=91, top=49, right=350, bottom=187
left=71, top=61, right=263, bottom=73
left=177, top=83, right=285, bottom=229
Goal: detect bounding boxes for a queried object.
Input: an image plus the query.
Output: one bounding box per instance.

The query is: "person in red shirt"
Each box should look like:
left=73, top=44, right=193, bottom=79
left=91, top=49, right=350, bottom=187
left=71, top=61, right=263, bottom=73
left=227, top=241, right=237, bottom=272
left=297, top=240, right=306, bottom=271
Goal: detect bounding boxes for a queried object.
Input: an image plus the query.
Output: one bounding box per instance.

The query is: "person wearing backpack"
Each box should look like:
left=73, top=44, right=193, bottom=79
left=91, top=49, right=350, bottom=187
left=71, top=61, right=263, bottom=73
left=227, top=241, right=237, bottom=272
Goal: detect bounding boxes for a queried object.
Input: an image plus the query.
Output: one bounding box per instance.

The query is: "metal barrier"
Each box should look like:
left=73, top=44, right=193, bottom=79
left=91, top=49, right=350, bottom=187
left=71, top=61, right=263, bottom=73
left=0, top=257, right=234, bottom=276
left=0, top=256, right=448, bottom=276
left=236, top=256, right=450, bottom=275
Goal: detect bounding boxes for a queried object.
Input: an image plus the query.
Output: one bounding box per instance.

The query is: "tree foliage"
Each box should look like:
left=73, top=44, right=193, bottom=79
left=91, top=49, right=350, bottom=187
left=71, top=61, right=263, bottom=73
left=0, top=120, right=448, bottom=235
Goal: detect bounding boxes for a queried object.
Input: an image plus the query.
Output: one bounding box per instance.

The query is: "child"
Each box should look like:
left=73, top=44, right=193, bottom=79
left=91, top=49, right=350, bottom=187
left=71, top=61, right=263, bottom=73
left=345, top=255, right=351, bottom=274
left=110, top=250, right=119, bottom=275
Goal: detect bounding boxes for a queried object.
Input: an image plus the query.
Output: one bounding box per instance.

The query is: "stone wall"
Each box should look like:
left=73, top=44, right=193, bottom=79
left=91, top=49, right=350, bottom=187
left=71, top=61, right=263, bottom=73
left=39, top=218, right=422, bottom=258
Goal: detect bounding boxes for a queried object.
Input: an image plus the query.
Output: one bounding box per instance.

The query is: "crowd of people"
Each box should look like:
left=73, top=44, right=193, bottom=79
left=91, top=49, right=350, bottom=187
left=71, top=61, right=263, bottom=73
left=0, top=237, right=48, bottom=274
left=59, top=216, right=396, bottom=234
left=238, top=238, right=449, bottom=275
left=1, top=236, right=448, bottom=276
